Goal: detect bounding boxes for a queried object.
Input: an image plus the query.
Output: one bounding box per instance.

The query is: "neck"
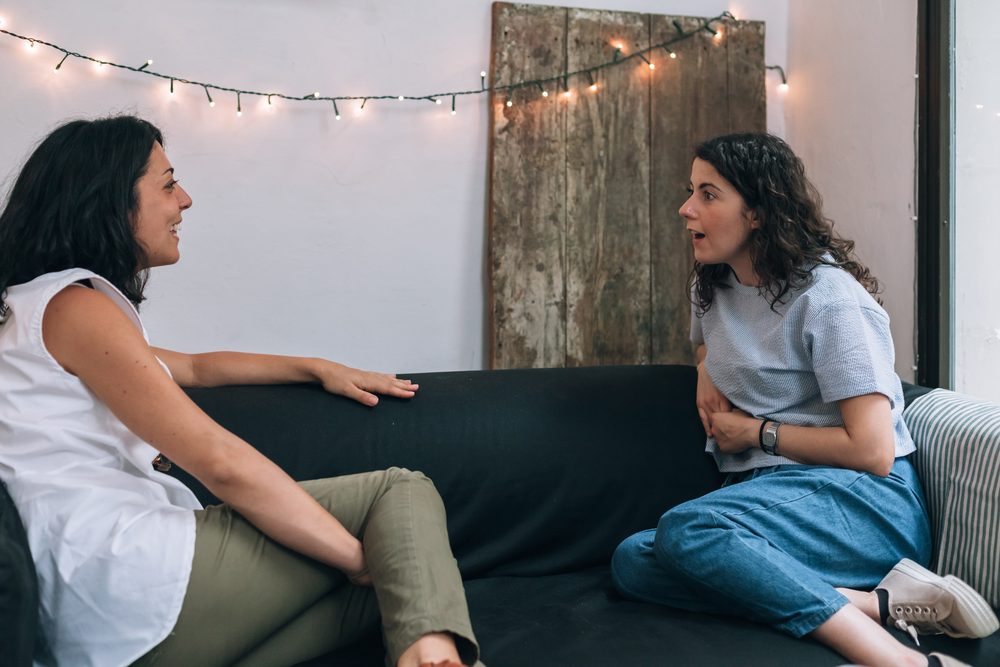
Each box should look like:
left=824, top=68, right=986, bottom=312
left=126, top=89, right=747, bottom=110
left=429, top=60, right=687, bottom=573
left=729, top=257, right=760, bottom=286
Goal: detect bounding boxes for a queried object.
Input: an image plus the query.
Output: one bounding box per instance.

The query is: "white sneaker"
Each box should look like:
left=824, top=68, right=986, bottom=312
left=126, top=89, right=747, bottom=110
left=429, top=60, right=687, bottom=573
left=877, top=559, right=999, bottom=642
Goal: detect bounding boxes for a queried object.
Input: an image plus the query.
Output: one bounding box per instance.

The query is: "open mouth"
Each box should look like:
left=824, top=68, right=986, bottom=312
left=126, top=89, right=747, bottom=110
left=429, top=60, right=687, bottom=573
left=170, top=222, right=181, bottom=235
left=690, top=231, right=706, bottom=240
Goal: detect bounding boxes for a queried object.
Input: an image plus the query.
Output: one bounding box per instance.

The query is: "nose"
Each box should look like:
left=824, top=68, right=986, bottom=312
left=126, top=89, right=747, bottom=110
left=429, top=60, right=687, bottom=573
left=678, top=194, right=696, bottom=219
left=178, top=184, right=193, bottom=211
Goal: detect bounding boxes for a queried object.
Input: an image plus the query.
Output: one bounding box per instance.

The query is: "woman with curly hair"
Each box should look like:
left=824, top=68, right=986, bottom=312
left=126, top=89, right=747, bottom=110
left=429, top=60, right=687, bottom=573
left=611, top=133, right=997, bottom=667
left=0, top=115, right=479, bottom=667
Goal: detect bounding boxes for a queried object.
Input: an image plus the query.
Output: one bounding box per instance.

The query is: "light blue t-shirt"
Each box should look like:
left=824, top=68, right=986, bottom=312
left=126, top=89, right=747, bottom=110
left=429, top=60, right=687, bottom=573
left=690, top=263, right=915, bottom=473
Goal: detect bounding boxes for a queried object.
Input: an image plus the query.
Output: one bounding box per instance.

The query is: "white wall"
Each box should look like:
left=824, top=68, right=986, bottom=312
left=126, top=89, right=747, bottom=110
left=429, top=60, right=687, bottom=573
left=955, top=1, right=1000, bottom=401
left=0, top=1, right=792, bottom=373
left=784, top=0, right=919, bottom=382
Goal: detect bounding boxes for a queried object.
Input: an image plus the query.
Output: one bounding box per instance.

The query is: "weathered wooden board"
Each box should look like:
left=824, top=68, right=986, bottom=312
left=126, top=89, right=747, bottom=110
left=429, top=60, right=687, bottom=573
left=565, top=9, right=651, bottom=366
left=489, top=3, right=765, bottom=368
left=488, top=3, right=567, bottom=369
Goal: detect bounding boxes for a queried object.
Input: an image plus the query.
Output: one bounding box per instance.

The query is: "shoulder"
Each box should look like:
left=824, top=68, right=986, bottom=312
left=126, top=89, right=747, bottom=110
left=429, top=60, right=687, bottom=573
left=44, top=285, right=147, bottom=374
left=795, top=264, right=886, bottom=319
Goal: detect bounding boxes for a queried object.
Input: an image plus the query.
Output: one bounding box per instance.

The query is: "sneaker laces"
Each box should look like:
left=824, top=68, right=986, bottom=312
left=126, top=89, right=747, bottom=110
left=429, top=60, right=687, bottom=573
left=893, top=605, right=945, bottom=645
left=894, top=619, right=921, bottom=645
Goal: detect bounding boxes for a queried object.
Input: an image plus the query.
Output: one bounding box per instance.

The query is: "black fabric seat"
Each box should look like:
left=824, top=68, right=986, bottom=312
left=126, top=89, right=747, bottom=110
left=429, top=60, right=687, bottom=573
left=2, top=365, right=997, bottom=665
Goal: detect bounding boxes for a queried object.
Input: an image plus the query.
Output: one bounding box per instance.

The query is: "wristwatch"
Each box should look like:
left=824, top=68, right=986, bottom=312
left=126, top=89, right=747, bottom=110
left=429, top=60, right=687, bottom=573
left=761, top=420, right=781, bottom=455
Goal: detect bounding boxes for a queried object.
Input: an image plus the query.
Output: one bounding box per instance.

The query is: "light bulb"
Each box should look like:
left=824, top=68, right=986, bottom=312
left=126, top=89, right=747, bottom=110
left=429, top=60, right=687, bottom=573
left=615, top=42, right=624, bottom=50
left=542, top=90, right=549, bottom=97
left=563, top=90, right=572, bottom=98
left=480, top=70, right=487, bottom=77
left=670, top=52, right=677, bottom=59
left=648, top=63, right=655, bottom=70
left=589, top=83, right=598, bottom=92
left=778, top=82, right=789, bottom=93
left=506, top=99, right=513, bottom=107
left=435, top=99, right=442, bottom=105
left=236, top=110, right=242, bottom=117
left=398, top=95, right=404, bottom=101
left=209, top=101, right=215, bottom=107
left=451, top=109, right=457, bottom=116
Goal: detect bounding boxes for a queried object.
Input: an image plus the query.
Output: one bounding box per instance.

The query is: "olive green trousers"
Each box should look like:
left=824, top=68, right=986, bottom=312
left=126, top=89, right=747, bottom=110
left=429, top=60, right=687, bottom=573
left=133, top=468, right=479, bottom=667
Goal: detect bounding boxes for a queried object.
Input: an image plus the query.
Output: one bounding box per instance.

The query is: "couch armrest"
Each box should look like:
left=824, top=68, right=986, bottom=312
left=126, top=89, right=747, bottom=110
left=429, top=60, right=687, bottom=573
left=176, top=365, right=722, bottom=578
left=904, top=388, right=1000, bottom=608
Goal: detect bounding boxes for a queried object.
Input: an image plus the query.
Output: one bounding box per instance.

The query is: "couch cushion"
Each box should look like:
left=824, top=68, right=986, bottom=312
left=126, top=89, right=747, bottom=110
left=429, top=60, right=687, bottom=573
left=904, top=388, right=1000, bottom=608
left=0, top=480, right=39, bottom=667
left=180, top=365, right=723, bottom=579
left=303, top=568, right=1000, bottom=666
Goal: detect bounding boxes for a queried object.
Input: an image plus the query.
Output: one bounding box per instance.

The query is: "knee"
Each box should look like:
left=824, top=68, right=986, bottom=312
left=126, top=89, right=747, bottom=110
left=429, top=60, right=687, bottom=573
left=654, top=505, right=714, bottom=567
left=383, top=466, right=431, bottom=487
left=610, top=532, right=653, bottom=598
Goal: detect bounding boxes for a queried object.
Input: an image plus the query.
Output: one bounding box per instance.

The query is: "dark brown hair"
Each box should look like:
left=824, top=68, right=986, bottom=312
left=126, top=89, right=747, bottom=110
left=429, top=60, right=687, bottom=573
left=0, top=115, right=163, bottom=312
left=690, top=132, right=880, bottom=313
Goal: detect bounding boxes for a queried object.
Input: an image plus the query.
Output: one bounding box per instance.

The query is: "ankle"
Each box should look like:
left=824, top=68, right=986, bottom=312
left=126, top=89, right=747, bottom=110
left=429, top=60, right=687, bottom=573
left=396, top=632, right=462, bottom=667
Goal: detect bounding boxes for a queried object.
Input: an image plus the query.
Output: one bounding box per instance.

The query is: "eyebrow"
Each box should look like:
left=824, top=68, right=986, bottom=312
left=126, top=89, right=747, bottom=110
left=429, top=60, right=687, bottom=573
left=687, top=181, right=722, bottom=191
left=162, top=167, right=175, bottom=176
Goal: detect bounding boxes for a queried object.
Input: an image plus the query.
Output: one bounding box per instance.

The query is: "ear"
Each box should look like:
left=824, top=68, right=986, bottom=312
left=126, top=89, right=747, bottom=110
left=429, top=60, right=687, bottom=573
left=745, top=208, right=761, bottom=231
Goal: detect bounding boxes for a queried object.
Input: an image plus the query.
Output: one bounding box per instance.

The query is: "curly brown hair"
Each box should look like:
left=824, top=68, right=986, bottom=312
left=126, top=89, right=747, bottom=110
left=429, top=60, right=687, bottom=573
left=690, top=132, right=880, bottom=313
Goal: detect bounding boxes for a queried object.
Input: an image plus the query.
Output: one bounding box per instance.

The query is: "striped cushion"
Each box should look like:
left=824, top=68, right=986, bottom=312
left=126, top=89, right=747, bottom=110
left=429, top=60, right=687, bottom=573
left=904, top=388, right=1000, bottom=608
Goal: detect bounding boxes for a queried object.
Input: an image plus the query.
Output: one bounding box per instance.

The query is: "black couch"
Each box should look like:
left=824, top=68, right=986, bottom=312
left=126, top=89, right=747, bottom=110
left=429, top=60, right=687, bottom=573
left=3, top=365, right=999, bottom=666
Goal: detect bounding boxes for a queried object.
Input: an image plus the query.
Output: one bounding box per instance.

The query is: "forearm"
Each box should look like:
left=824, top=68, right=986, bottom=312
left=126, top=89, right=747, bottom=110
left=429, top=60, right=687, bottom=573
left=763, top=422, right=892, bottom=476
left=204, top=441, right=363, bottom=571
left=188, top=351, right=324, bottom=387
left=695, top=344, right=707, bottom=365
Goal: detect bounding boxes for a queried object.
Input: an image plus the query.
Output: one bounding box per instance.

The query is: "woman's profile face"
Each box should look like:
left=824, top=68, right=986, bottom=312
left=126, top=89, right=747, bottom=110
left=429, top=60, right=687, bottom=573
left=679, top=158, right=758, bottom=279
left=132, top=142, right=192, bottom=268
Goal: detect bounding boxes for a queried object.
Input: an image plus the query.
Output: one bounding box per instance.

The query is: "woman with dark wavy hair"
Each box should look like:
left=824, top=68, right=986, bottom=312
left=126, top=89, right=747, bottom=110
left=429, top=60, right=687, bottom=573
left=0, top=116, right=480, bottom=667
left=611, top=133, right=996, bottom=667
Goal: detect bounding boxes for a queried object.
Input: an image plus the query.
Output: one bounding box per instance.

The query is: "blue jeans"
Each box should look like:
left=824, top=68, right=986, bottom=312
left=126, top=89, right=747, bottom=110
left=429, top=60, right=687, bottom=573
left=611, top=457, right=932, bottom=637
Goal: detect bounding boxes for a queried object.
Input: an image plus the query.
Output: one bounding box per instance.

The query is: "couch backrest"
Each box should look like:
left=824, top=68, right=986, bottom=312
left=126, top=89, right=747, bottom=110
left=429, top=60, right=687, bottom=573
left=0, top=480, right=40, bottom=667
left=179, top=365, right=724, bottom=578
left=904, top=388, right=1000, bottom=608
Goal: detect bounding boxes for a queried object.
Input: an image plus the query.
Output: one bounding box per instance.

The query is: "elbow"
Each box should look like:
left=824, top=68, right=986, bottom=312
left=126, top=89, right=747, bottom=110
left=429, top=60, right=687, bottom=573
left=197, top=441, right=251, bottom=493
left=866, top=441, right=896, bottom=478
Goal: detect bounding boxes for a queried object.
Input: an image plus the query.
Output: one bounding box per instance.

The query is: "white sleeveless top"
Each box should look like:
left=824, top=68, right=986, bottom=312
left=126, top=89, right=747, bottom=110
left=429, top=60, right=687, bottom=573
left=0, top=269, right=201, bottom=667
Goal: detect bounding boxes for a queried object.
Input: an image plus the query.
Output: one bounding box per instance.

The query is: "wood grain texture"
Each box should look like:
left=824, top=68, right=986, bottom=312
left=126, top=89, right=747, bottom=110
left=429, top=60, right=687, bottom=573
left=488, top=2, right=568, bottom=369
left=565, top=9, right=650, bottom=366
left=489, top=4, right=765, bottom=368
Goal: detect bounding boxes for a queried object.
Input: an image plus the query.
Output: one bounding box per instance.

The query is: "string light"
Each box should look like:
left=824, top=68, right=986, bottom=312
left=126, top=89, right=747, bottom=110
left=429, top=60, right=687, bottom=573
left=236, top=92, right=242, bottom=117
left=1, top=11, right=781, bottom=122
left=767, top=65, right=789, bottom=92
left=451, top=94, right=457, bottom=116
left=332, top=99, right=340, bottom=120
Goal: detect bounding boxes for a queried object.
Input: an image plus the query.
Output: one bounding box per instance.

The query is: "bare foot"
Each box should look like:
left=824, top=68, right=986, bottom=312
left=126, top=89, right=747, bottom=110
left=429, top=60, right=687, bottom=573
left=396, top=632, right=464, bottom=667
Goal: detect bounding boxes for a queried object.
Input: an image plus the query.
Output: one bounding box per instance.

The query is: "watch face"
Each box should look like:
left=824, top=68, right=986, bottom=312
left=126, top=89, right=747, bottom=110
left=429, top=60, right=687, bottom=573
left=763, top=423, right=779, bottom=448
